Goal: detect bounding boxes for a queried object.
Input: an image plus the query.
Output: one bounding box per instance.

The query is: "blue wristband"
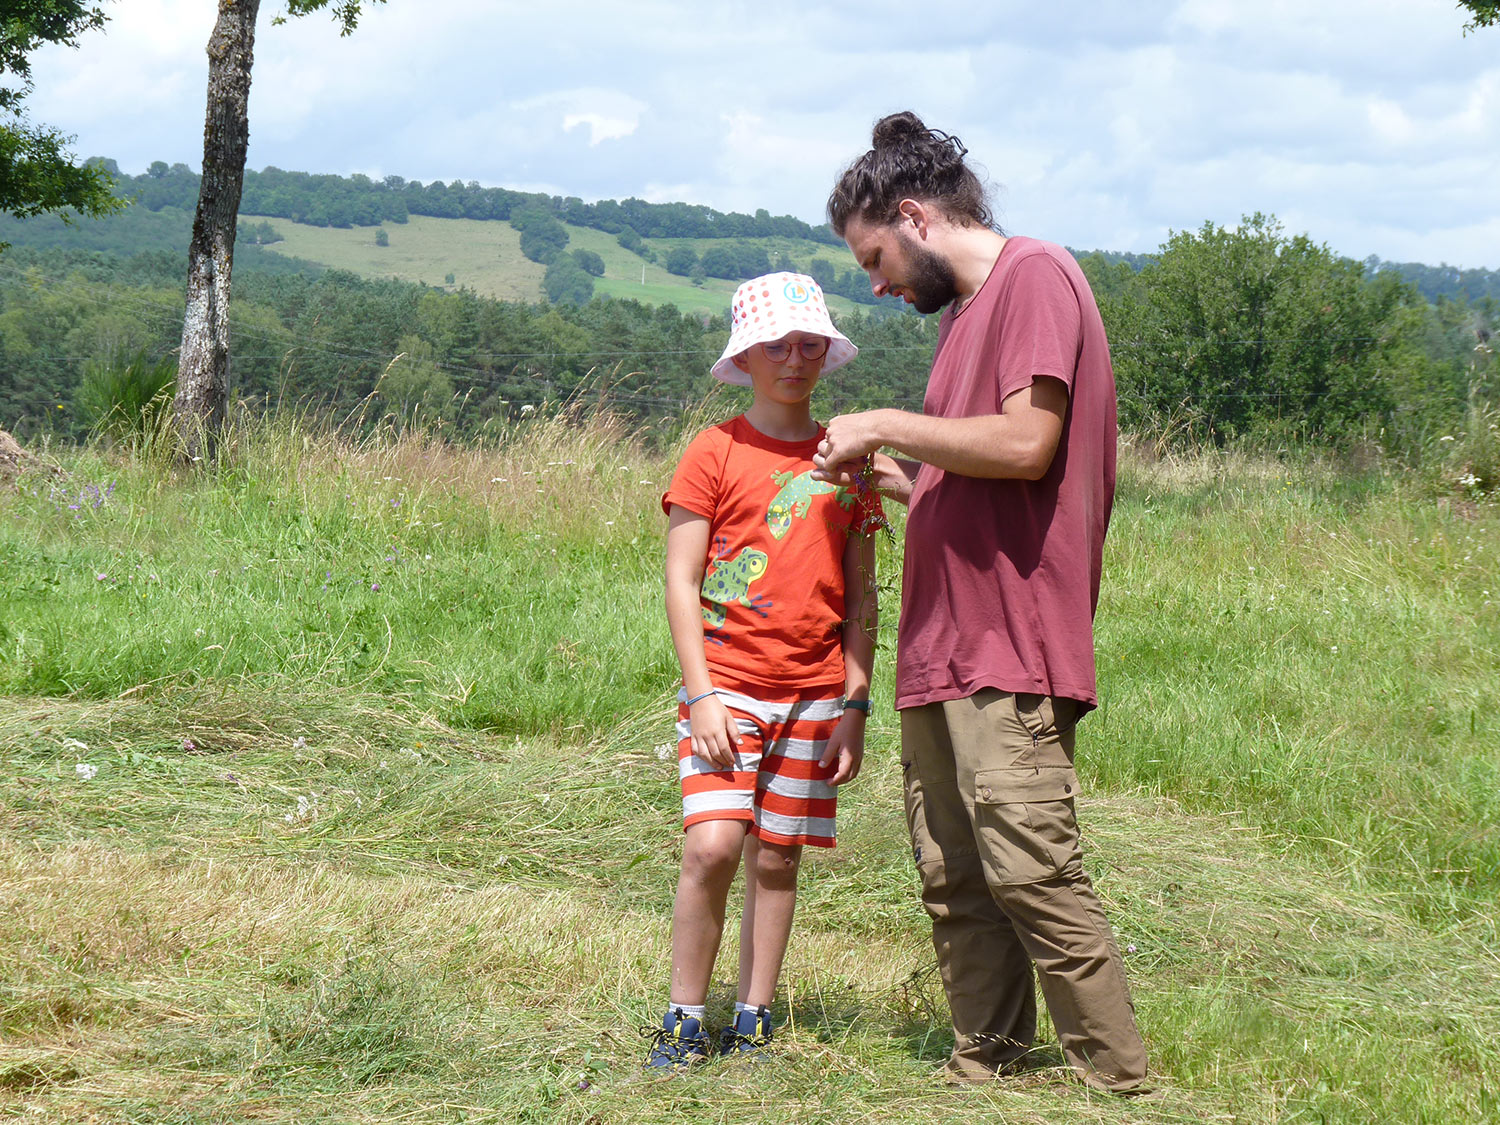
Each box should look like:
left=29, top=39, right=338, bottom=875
left=843, top=698, right=872, bottom=713
left=684, top=690, right=716, bottom=706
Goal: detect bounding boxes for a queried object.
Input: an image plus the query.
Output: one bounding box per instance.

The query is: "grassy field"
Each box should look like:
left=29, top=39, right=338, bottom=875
left=248, top=216, right=866, bottom=317
left=2, top=414, right=1497, bottom=1123
left=246, top=214, right=548, bottom=302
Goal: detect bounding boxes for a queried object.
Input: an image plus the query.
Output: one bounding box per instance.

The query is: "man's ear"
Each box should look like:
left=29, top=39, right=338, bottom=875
left=897, top=198, right=930, bottom=238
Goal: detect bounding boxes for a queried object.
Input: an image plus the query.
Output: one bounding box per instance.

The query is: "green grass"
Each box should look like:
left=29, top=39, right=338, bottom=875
left=249, top=214, right=547, bottom=301
left=248, top=215, right=867, bottom=316
left=2, top=417, right=1497, bottom=1123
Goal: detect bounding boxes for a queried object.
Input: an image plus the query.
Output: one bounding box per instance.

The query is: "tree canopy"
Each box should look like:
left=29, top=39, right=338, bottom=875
left=1458, top=2, right=1499, bottom=32
left=0, top=1, right=120, bottom=225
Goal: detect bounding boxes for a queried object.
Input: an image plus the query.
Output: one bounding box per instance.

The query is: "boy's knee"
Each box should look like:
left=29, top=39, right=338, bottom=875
left=753, top=841, right=802, bottom=888
left=682, top=830, right=745, bottom=884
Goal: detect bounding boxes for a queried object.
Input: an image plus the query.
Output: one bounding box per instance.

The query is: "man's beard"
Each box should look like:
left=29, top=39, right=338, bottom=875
left=902, top=237, right=961, bottom=314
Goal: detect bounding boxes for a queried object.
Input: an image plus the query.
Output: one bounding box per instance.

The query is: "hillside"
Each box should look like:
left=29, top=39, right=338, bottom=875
left=244, top=214, right=869, bottom=316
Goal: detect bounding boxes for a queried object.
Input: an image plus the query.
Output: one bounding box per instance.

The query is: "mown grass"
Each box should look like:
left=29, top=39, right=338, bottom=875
left=2, top=414, right=1497, bottom=1123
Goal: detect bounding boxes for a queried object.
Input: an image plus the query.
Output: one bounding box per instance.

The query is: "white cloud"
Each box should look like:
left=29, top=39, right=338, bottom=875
left=17, top=0, right=1500, bottom=268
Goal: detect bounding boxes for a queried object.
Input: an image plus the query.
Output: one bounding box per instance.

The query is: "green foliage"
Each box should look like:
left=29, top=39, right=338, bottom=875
left=73, top=349, right=176, bottom=445
left=0, top=3, right=120, bottom=229
left=543, top=256, right=595, bottom=306
left=511, top=205, right=568, bottom=265
left=615, top=224, right=645, bottom=255
left=1110, top=213, right=1408, bottom=446
left=1458, top=0, right=1500, bottom=32
left=664, top=244, right=697, bottom=276
left=274, top=0, right=387, bottom=36
left=570, top=248, right=605, bottom=277
left=376, top=335, right=454, bottom=425
left=374, top=227, right=388, bottom=247
left=698, top=240, right=770, bottom=281
left=2, top=205, right=1496, bottom=467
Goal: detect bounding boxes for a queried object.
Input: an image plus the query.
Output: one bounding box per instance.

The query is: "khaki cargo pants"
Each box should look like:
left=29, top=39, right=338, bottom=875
left=900, top=689, right=1147, bottom=1092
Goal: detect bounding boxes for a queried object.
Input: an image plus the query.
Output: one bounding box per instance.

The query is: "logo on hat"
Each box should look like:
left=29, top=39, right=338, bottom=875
left=783, top=279, right=812, bottom=304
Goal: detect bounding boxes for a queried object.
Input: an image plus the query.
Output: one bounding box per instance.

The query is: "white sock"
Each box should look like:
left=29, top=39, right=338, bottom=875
left=668, top=1002, right=706, bottom=1023
left=735, top=1001, right=760, bottom=1016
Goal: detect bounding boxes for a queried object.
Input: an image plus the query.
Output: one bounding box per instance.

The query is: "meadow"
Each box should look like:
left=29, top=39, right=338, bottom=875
left=2, top=408, right=1497, bottom=1124
left=248, top=216, right=866, bottom=317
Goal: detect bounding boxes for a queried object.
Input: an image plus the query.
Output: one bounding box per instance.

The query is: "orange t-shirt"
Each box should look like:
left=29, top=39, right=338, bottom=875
left=662, top=415, right=883, bottom=691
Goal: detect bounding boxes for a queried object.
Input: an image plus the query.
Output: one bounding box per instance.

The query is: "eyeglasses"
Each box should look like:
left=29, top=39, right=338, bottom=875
left=760, top=337, right=829, bottom=362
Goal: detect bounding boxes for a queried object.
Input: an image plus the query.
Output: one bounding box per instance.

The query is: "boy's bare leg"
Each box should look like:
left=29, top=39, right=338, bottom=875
left=737, top=835, right=803, bottom=1007
left=670, top=819, right=750, bottom=1005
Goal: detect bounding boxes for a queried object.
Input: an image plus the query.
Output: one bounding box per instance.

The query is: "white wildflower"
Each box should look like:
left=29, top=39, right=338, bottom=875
left=75, top=763, right=98, bottom=780
left=62, top=738, right=88, bottom=752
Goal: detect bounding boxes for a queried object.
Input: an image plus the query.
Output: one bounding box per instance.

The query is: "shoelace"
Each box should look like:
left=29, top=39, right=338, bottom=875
left=720, top=1024, right=771, bottom=1052
left=641, top=1022, right=709, bottom=1057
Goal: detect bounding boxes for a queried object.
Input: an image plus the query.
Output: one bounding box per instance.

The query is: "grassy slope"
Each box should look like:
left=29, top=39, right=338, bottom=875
left=247, top=216, right=866, bottom=316
left=2, top=421, right=1497, bottom=1123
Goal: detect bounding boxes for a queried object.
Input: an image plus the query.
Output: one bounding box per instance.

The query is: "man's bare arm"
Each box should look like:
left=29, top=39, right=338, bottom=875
left=813, top=377, right=1068, bottom=490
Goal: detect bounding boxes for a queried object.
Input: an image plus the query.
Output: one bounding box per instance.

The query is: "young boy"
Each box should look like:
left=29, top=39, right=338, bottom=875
left=646, top=273, right=881, bottom=1069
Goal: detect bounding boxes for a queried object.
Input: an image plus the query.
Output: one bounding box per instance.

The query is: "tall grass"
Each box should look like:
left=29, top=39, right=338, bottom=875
left=2, top=411, right=1497, bottom=1123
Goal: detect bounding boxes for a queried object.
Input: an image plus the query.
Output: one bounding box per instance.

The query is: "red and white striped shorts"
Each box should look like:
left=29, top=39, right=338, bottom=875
left=676, top=683, right=845, bottom=848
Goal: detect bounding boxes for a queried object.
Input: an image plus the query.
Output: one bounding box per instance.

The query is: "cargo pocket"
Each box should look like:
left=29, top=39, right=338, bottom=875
left=972, top=764, right=1083, bottom=886
left=1014, top=694, right=1080, bottom=761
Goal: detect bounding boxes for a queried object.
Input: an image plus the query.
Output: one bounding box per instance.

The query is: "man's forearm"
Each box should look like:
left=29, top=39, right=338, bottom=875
left=861, top=408, right=1059, bottom=481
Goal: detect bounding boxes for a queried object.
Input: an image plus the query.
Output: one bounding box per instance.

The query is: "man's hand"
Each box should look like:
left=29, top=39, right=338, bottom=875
left=812, top=410, right=887, bottom=482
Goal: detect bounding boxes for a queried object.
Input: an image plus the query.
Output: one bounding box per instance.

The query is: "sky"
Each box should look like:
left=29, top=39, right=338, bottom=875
left=26, top=0, right=1500, bottom=269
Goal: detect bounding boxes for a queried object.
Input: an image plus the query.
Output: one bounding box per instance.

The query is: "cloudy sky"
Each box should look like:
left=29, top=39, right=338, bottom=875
left=27, top=0, right=1500, bottom=269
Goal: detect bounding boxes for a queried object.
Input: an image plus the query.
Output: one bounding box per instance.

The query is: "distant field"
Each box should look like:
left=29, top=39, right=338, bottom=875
left=246, top=214, right=546, bottom=301
left=247, top=214, right=868, bottom=317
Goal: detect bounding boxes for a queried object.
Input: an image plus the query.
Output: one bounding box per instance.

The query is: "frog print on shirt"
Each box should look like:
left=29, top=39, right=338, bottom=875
left=700, top=534, right=772, bottom=631
left=765, top=470, right=855, bottom=540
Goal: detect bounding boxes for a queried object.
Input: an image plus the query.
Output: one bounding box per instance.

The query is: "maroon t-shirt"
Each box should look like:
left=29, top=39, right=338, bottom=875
left=896, top=237, right=1117, bottom=711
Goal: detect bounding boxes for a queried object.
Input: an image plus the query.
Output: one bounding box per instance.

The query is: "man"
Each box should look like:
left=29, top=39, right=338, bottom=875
left=812, top=111, right=1148, bottom=1094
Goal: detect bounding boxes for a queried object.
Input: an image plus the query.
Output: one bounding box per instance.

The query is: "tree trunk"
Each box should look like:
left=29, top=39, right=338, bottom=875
left=173, top=0, right=261, bottom=465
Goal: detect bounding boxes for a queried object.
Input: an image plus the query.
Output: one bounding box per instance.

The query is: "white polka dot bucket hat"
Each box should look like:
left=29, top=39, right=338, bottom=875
left=710, top=272, right=858, bottom=385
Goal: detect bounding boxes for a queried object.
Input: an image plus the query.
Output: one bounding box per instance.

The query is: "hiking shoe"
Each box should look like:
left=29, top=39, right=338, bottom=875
left=643, top=1008, right=711, bottom=1070
left=718, top=1006, right=773, bottom=1056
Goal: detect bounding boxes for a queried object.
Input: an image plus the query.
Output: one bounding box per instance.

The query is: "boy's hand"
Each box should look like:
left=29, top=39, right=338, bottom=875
left=820, top=710, right=866, bottom=786
left=688, top=696, right=741, bottom=770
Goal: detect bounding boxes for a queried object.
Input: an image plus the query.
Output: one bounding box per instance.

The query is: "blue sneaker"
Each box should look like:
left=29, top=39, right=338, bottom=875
left=643, top=1008, right=711, bottom=1070
left=718, top=1006, right=773, bottom=1056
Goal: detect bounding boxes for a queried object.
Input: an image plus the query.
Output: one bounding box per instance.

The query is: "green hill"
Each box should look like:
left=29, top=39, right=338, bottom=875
left=245, top=214, right=867, bottom=316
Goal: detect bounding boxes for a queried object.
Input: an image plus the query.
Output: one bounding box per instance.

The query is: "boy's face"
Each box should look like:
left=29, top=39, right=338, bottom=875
left=731, top=332, right=829, bottom=409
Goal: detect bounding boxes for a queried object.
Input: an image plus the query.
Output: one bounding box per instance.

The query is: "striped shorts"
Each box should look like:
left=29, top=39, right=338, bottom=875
left=676, top=683, right=845, bottom=848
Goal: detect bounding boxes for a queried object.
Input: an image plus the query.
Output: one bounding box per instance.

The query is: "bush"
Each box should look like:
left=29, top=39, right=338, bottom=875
left=74, top=351, right=177, bottom=446
left=665, top=245, right=697, bottom=276
left=511, top=206, right=569, bottom=265
left=544, top=257, right=595, bottom=306
left=572, top=249, right=605, bottom=277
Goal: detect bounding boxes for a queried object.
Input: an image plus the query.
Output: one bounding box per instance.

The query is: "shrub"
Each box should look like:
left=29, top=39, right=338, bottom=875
left=74, top=351, right=177, bottom=447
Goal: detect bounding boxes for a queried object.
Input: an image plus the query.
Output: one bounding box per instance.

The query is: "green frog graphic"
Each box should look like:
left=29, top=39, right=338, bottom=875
left=700, top=535, right=772, bottom=631
left=766, top=470, right=854, bottom=540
